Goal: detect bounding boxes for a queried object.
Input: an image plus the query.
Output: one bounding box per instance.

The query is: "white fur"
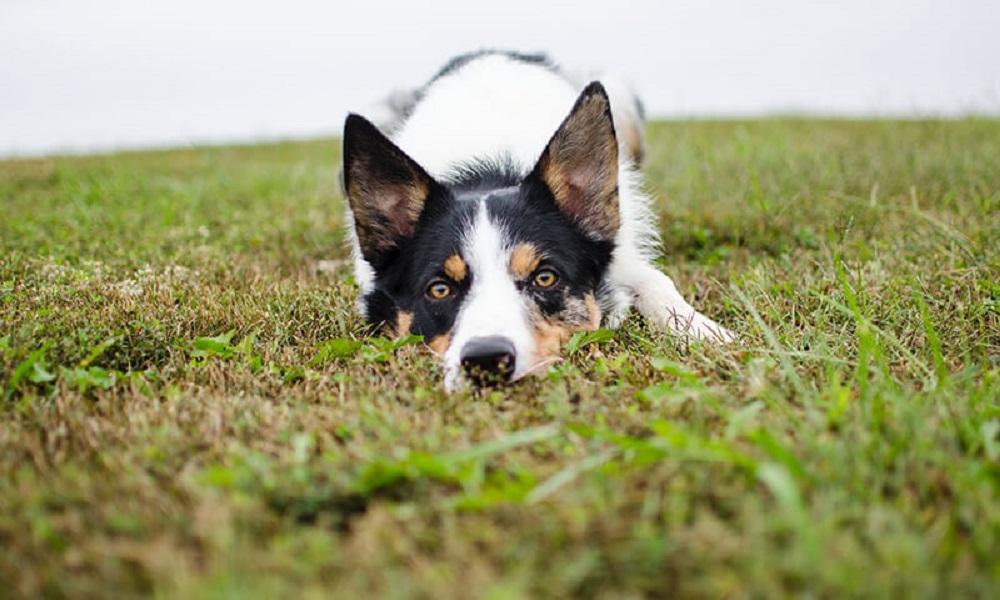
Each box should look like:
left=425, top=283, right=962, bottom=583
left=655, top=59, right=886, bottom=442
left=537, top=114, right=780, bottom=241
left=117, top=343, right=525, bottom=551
left=350, top=53, right=735, bottom=388
left=442, top=203, right=539, bottom=390
left=392, top=55, right=578, bottom=178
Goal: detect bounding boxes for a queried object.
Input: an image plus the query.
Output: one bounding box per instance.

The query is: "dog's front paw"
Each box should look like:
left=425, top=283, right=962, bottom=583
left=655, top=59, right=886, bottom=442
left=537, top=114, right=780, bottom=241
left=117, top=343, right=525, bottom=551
left=677, top=313, right=739, bottom=345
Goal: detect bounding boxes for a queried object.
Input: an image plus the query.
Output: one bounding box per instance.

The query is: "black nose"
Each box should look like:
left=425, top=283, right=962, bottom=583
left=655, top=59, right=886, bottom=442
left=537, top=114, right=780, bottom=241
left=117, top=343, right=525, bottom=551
left=460, top=336, right=516, bottom=385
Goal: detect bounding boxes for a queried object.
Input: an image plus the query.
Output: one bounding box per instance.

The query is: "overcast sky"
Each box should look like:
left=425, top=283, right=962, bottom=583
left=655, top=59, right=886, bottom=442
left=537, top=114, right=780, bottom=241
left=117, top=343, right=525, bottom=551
left=2, top=0, right=998, bottom=157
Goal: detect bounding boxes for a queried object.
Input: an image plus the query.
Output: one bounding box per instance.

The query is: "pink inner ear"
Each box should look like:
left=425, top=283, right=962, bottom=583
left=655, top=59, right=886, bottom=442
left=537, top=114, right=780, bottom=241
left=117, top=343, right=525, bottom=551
left=563, top=164, right=603, bottom=216
left=561, top=180, right=588, bottom=224
left=377, top=187, right=419, bottom=241
left=547, top=152, right=618, bottom=239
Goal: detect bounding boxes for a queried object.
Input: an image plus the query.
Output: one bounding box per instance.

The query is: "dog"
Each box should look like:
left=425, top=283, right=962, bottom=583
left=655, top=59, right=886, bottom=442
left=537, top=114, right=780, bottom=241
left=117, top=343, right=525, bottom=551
left=342, top=50, right=735, bottom=390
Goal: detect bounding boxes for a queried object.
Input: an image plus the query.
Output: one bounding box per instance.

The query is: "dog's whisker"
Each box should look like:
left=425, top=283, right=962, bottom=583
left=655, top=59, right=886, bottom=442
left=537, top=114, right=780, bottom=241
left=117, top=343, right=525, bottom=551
left=512, top=356, right=564, bottom=381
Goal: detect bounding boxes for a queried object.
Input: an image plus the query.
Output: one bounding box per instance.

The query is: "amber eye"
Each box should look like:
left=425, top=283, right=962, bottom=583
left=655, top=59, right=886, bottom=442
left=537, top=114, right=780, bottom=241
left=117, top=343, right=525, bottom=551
left=533, top=268, right=559, bottom=288
left=426, top=280, right=453, bottom=300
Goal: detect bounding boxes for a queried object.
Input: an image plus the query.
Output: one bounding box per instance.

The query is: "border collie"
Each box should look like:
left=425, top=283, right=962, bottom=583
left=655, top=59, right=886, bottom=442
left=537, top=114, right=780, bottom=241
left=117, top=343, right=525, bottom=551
left=342, top=50, right=735, bottom=390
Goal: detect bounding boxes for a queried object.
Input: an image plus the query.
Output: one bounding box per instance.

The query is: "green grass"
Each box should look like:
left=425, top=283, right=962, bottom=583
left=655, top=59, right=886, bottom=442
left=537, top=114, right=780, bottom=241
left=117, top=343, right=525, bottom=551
left=2, top=119, right=999, bottom=599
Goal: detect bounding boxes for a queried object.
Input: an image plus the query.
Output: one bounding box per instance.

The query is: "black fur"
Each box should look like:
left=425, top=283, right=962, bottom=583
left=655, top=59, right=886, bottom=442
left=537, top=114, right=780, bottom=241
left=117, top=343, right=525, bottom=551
left=363, top=173, right=615, bottom=339
left=363, top=196, right=475, bottom=341
left=444, top=155, right=523, bottom=190
left=488, top=179, right=615, bottom=316
left=349, top=65, right=619, bottom=343
left=428, top=50, right=556, bottom=85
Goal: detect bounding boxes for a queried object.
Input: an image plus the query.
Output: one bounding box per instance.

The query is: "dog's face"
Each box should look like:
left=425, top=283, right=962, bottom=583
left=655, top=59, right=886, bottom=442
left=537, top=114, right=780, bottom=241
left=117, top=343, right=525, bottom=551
left=343, top=84, right=620, bottom=390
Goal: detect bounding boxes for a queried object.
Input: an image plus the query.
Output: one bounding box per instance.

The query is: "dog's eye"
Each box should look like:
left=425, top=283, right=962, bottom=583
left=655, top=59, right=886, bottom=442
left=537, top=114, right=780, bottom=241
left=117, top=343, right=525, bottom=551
left=533, top=268, right=559, bottom=288
left=426, top=280, right=453, bottom=300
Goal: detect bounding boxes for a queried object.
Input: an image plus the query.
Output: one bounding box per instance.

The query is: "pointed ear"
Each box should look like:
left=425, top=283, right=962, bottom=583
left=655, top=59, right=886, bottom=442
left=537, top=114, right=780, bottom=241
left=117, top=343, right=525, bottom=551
left=343, top=113, right=440, bottom=265
left=531, top=82, right=620, bottom=240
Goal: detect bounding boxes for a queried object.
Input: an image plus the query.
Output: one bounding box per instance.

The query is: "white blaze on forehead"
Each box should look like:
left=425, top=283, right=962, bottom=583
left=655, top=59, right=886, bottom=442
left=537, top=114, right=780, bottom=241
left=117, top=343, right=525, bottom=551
left=443, top=201, right=538, bottom=390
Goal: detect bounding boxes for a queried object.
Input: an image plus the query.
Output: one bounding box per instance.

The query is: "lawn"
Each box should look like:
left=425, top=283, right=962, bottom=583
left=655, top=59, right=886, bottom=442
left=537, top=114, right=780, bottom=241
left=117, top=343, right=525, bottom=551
left=1, top=119, right=998, bottom=598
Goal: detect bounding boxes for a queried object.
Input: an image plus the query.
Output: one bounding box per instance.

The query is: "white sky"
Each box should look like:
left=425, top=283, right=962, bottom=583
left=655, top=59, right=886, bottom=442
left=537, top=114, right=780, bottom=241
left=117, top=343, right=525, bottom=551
left=2, top=0, right=998, bottom=157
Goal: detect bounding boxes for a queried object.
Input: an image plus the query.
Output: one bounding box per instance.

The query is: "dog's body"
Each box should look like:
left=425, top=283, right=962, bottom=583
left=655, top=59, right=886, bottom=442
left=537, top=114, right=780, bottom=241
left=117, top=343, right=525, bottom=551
left=343, top=51, right=734, bottom=390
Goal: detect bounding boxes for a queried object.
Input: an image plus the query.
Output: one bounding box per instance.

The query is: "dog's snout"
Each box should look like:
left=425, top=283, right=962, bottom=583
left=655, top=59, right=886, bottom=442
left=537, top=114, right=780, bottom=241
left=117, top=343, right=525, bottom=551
left=460, top=336, right=516, bottom=385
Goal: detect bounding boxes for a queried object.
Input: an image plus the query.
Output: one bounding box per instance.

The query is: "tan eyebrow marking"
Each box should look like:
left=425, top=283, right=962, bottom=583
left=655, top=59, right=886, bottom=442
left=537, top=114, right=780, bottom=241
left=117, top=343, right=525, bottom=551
left=443, top=254, right=467, bottom=282
left=509, top=242, right=542, bottom=278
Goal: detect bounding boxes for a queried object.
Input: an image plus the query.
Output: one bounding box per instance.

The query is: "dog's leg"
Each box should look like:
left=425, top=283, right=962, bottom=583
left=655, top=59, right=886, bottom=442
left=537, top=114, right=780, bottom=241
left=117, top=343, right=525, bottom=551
left=611, top=259, right=736, bottom=343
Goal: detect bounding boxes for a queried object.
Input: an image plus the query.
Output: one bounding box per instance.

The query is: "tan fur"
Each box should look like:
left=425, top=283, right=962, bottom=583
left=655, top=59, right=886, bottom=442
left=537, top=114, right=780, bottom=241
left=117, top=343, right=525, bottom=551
left=620, top=121, right=645, bottom=165
left=347, top=181, right=429, bottom=254
left=347, top=143, right=430, bottom=260
left=509, top=243, right=542, bottom=279
left=427, top=333, right=451, bottom=356
left=584, top=293, right=602, bottom=329
left=536, top=90, right=620, bottom=240
left=533, top=319, right=574, bottom=360
left=443, top=254, right=467, bottom=282
left=395, top=311, right=414, bottom=336
left=530, top=293, right=603, bottom=362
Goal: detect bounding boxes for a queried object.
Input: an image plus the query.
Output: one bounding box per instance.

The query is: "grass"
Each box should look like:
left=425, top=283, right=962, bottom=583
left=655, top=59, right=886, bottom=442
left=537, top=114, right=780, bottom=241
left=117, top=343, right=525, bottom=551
left=1, top=119, right=999, bottom=599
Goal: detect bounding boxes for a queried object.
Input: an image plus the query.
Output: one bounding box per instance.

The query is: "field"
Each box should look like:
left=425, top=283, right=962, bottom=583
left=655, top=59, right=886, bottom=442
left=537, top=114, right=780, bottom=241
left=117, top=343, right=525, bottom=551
left=2, top=119, right=999, bottom=598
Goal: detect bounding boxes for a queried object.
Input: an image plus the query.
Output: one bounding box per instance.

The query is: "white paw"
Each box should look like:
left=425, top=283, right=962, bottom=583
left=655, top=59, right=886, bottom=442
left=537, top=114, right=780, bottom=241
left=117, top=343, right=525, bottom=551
left=672, top=312, right=739, bottom=345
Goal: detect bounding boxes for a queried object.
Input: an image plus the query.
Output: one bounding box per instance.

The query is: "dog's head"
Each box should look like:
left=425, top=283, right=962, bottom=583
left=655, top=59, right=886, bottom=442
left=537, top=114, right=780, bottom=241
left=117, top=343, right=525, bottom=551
left=343, top=83, right=620, bottom=390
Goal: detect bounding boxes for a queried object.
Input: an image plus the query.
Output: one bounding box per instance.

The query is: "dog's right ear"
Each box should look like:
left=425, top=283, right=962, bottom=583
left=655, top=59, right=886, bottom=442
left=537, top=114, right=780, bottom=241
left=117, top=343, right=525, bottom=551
left=343, top=114, right=440, bottom=266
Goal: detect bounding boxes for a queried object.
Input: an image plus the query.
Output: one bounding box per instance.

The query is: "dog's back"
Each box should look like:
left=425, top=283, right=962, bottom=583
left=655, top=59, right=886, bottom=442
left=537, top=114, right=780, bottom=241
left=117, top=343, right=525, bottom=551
left=365, top=51, right=646, bottom=176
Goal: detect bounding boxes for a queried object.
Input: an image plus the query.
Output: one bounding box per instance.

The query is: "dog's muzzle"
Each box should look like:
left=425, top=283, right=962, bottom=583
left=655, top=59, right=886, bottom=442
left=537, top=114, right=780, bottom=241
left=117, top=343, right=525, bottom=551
left=460, top=336, right=516, bottom=385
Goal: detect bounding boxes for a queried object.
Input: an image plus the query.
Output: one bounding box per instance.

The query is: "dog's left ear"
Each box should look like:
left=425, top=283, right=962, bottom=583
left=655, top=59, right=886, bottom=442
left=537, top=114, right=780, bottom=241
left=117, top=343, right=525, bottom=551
left=343, top=113, right=442, bottom=266
left=531, top=82, right=620, bottom=241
